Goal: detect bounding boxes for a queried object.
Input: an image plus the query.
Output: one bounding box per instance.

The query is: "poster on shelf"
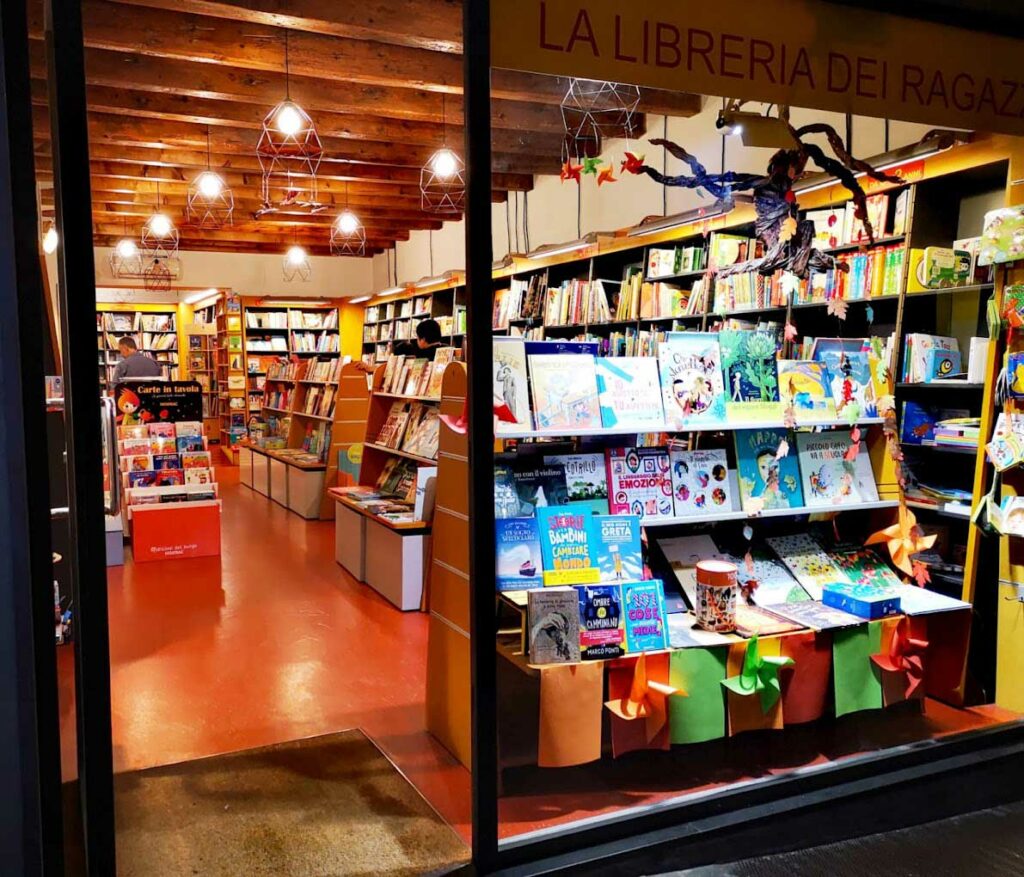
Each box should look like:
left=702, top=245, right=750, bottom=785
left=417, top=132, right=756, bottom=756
left=114, top=381, right=203, bottom=426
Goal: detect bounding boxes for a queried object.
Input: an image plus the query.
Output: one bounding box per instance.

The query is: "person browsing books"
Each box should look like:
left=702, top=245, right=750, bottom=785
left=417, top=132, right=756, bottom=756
left=112, top=336, right=163, bottom=382
left=394, top=318, right=445, bottom=361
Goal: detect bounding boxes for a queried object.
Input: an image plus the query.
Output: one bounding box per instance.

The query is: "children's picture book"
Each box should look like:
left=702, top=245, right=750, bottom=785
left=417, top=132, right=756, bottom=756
left=777, top=360, right=836, bottom=419
left=622, top=580, right=668, bottom=652
left=184, top=468, right=213, bottom=485
left=656, top=534, right=727, bottom=608
left=578, top=583, right=625, bottom=660
left=180, top=451, right=212, bottom=469
left=148, top=423, right=176, bottom=438
left=527, top=353, right=602, bottom=430
left=118, top=425, right=150, bottom=441
left=888, top=584, right=970, bottom=616
left=537, top=504, right=600, bottom=585
left=120, top=437, right=153, bottom=456
left=493, top=464, right=521, bottom=519
left=588, top=515, right=643, bottom=582
left=121, top=454, right=154, bottom=473
left=512, top=464, right=568, bottom=516
left=175, top=435, right=206, bottom=452
left=152, top=453, right=181, bottom=470
left=493, top=337, right=531, bottom=434
left=606, top=447, right=674, bottom=520
left=816, top=349, right=876, bottom=416
left=723, top=549, right=810, bottom=606
left=153, top=469, right=185, bottom=486
left=174, top=421, right=203, bottom=437
left=760, top=600, right=863, bottom=631
left=127, top=470, right=158, bottom=487
left=828, top=548, right=903, bottom=589
left=528, top=588, right=581, bottom=664
left=924, top=348, right=962, bottom=382
left=719, top=328, right=781, bottom=421
left=734, top=428, right=804, bottom=511
left=734, top=604, right=803, bottom=638
left=657, top=332, right=727, bottom=429
left=150, top=437, right=177, bottom=455
left=765, top=533, right=846, bottom=601
left=496, top=517, right=544, bottom=590
left=795, top=431, right=879, bottom=507
left=669, top=448, right=732, bottom=514
left=593, top=356, right=666, bottom=429
left=425, top=348, right=455, bottom=399
left=543, top=453, right=609, bottom=515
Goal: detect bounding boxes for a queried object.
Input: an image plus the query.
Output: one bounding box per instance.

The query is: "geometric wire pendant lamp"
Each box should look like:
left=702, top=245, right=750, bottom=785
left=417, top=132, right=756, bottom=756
left=560, top=78, right=641, bottom=160
left=141, top=181, right=179, bottom=260
left=283, top=242, right=312, bottom=282
left=330, top=182, right=366, bottom=256
left=257, top=29, right=323, bottom=214
left=187, top=126, right=233, bottom=228
left=108, top=216, right=144, bottom=277
left=420, top=93, right=465, bottom=213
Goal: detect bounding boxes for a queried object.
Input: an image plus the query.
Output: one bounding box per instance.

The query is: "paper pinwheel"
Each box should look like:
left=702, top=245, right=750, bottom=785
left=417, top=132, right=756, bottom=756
left=865, top=501, right=937, bottom=577
left=871, top=617, right=929, bottom=700
left=605, top=653, right=679, bottom=743
left=560, top=160, right=582, bottom=183
left=721, top=635, right=794, bottom=713
left=596, top=165, right=617, bottom=186
left=581, top=156, right=602, bottom=176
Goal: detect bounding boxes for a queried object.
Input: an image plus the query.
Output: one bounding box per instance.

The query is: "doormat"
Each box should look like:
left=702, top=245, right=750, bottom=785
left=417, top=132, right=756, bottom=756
left=113, top=729, right=469, bottom=876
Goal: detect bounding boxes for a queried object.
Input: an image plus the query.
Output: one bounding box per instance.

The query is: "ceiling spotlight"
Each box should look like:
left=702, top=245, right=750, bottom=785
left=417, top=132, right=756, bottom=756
left=715, top=107, right=797, bottom=149
left=336, top=210, right=359, bottom=235
left=146, top=212, right=174, bottom=238
left=42, top=224, right=58, bottom=254
left=115, top=237, right=138, bottom=259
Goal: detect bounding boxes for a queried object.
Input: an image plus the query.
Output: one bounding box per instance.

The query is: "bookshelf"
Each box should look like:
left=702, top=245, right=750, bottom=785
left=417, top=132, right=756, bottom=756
left=214, top=294, right=246, bottom=455
left=96, top=305, right=180, bottom=389
left=360, top=273, right=466, bottom=364
left=184, top=318, right=219, bottom=439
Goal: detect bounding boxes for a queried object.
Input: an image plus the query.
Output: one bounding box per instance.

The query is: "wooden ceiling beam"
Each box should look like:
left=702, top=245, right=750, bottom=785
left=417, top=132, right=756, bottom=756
left=92, top=222, right=406, bottom=245
left=93, top=234, right=383, bottom=256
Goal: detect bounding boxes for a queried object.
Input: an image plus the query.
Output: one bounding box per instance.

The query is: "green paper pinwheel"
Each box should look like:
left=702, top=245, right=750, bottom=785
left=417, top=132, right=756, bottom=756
left=581, top=156, right=602, bottom=176
left=721, top=635, right=794, bottom=713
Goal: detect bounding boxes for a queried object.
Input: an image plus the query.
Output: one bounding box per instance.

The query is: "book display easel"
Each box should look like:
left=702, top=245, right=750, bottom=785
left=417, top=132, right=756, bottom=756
left=405, top=141, right=1018, bottom=773
left=329, top=358, right=447, bottom=610
left=96, top=305, right=181, bottom=389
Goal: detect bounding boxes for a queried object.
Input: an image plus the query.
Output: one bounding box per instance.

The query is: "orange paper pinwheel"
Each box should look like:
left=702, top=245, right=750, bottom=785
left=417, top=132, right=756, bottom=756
left=871, top=617, right=929, bottom=700
left=865, top=500, right=936, bottom=577
left=604, top=653, right=679, bottom=743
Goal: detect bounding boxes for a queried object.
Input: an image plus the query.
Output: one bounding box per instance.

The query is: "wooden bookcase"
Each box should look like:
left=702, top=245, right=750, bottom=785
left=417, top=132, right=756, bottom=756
left=360, top=273, right=465, bottom=364
left=184, top=320, right=219, bottom=438
left=96, top=304, right=181, bottom=390
left=214, top=295, right=245, bottom=456
left=319, top=362, right=372, bottom=520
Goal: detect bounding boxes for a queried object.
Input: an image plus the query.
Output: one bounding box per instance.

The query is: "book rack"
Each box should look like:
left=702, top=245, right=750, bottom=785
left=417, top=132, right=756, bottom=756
left=214, top=296, right=245, bottom=456
left=96, top=304, right=182, bottom=390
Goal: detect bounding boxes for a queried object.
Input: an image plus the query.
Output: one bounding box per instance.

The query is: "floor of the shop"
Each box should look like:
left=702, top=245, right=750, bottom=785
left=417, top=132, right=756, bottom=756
left=57, top=465, right=1020, bottom=851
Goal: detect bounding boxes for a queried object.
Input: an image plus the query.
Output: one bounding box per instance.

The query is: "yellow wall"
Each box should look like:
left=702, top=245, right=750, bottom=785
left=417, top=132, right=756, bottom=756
left=340, top=302, right=364, bottom=360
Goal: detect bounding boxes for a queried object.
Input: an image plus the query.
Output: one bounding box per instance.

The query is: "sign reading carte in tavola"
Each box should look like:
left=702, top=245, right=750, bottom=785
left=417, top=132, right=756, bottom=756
left=491, top=0, right=1024, bottom=136
left=113, top=381, right=203, bottom=425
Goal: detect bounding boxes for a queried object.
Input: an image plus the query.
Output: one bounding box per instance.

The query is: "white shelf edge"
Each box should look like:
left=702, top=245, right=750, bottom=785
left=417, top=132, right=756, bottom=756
left=641, top=499, right=899, bottom=528
left=498, top=416, right=885, bottom=440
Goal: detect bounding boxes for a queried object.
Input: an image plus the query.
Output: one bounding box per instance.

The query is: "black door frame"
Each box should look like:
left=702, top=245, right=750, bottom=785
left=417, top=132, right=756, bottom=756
left=0, top=0, right=64, bottom=872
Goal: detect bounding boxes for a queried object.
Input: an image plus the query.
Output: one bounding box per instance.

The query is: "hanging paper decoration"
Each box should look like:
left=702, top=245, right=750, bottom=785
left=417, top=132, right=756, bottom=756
left=622, top=117, right=924, bottom=280
left=620, top=152, right=646, bottom=175
left=871, top=616, right=929, bottom=704
left=560, top=160, right=582, bottom=184
left=596, top=165, right=617, bottom=186
left=865, top=501, right=937, bottom=578
left=581, top=156, right=601, bottom=176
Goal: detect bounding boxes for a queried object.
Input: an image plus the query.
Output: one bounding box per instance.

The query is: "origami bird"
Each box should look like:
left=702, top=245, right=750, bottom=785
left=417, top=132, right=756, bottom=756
left=865, top=501, right=936, bottom=578
left=620, top=152, right=646, bottom=174
left=560, top=160, right=583, bottom=184
left=596, top=165, right=617, bottom=186
left=581, top=156, right=602, bottom=176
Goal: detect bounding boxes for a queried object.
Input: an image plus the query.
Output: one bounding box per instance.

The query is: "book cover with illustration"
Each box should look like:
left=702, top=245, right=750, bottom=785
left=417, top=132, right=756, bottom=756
left=622, top=579, right=668, bottom=652
left=765, top=533, right=846, bottom=601
left=127, top=470, right=158, bottom=487
left=588, top=515, right=643, bottom=582
left=543, top=453, right=609, bottom=515
left=734, top=428, right=804, bottom=511
left=495, top=517, right=545, bottom=590
left=657, top=332, right=727, bottom=429
left=537, top=504, right=600, bottom=585
left=593, top=356, right=665, bottom=429
left=606, top=447, right=674, bottom=520
left=175, top=435, right=206, bottom=452
left=180, top=451, right=212, bottom=469
left=578, top=583, right=625, bottom=660
left=763, top=599, right=864, bottom=631
left=528, top=588, right=581, bottom=664
left=122, top=454, right=153, bottom=472
left=493, top=337, right=531, bottom=434
left=494, top=464, right=522, bottom=518
left=795, top=431, right=879, bottom=507
left=656, top=534, right=727, bottom=608
left=723, top=549, right=810, bottom=606
left=828, top=547, right=903, bottom=589
left=528, top=353, right=602, bottom=430
left=816, top=349, right=876, bottom=416
left=184, top=468, right=213, bottom=485
left=719, top=328, right=781, bottom=421
left=777, top=360, right=836, bottom=419
left=511, top=464, right=568, bottom=516
left=174, top=421, right=203, bottom=437
left=152, top=453, right=181, bottom=470
left=669, top=448, right=732, bottom=514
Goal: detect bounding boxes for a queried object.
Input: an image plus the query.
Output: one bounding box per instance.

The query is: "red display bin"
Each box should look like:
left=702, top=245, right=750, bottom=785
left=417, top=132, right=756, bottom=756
left=129, top=501, right=222, bottom=562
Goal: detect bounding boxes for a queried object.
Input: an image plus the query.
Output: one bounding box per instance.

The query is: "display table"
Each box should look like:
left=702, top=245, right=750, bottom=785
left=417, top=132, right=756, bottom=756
left=329, top=489, right=430, bottom=611
left=238, top=445, right=254, bottom=487
left=269, top=456, right=289, bottom=507
left=272, top=453, right=327, bottom=520
left=251, top=446, right=270, bottom=496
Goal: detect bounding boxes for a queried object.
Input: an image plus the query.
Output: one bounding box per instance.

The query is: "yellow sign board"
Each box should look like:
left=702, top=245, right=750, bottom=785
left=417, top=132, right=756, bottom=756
left=491, top=0, right=1024, bottom=135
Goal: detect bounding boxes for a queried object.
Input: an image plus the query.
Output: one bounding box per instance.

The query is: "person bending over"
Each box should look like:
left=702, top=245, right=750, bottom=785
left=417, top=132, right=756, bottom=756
left=112, top=336, right=163, bottom=382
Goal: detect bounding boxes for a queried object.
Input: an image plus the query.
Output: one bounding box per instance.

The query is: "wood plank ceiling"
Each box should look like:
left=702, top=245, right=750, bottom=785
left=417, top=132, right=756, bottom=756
left=30, top=0, right=705, bottom=257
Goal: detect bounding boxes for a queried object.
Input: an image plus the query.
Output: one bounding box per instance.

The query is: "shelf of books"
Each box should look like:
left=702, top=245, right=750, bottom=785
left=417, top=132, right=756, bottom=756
left=118, top=417, right=221, bottom=561
left=96, top=306, right=180, bottom=389
left=214, top=295, right=245, bottom=457
left=185, top=307, right=219, bottom=439
left=360, top=275, right=466, bottom=365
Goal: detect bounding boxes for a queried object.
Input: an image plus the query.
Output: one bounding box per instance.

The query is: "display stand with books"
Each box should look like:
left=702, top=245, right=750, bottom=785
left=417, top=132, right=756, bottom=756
left=329, top=356, right=449, bottom=610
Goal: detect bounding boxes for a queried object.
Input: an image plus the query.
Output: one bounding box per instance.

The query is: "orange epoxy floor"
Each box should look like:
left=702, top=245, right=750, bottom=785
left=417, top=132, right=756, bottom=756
left=77, top=479, right=473, bottom=842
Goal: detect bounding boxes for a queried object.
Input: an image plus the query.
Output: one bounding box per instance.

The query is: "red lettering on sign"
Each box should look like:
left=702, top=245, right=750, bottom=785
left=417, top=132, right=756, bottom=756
left=902, top=64, right=925, bottom=103
left=856, top=56, right=880, bottom=98
left=719, top=33, right=743, bottom=79
left=687, top=28, right=715, bottom=75
left=538, top=1, right=562, bottom=52
left=566, top=8, right=600, bottom=57
left=828, top=52, right=851, bottom=93
left=950, top=73, right=975, bottom=111
left=656, top=23, right=681, bottom=68
left=614, top=15, right=637, bottom=63
left=749, top=38, right=776, bottom=84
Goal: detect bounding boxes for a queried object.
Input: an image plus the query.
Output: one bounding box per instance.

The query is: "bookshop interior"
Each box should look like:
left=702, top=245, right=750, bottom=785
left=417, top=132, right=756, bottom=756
left=15, top=0, right=1024, bottom=873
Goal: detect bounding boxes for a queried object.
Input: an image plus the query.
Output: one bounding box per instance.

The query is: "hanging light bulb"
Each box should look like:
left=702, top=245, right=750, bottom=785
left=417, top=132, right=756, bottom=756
left=430, top=147, right=459, bottom=180
left=146, top=212, right=174, bottom=238
left=274, top=101, right=304, bottom=137
left=115, top=237, right=138, bottom=259
left=336, top=211, right=359, bottom=235
left=283, top=243, right=312, bottom=281
left=286, top=244, right=307, bottom=265
left=187, top=128, right=234, bottom=229
left=42, top=223, right=58, bottom=254
left=196, top=170, right=224, bottom=198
